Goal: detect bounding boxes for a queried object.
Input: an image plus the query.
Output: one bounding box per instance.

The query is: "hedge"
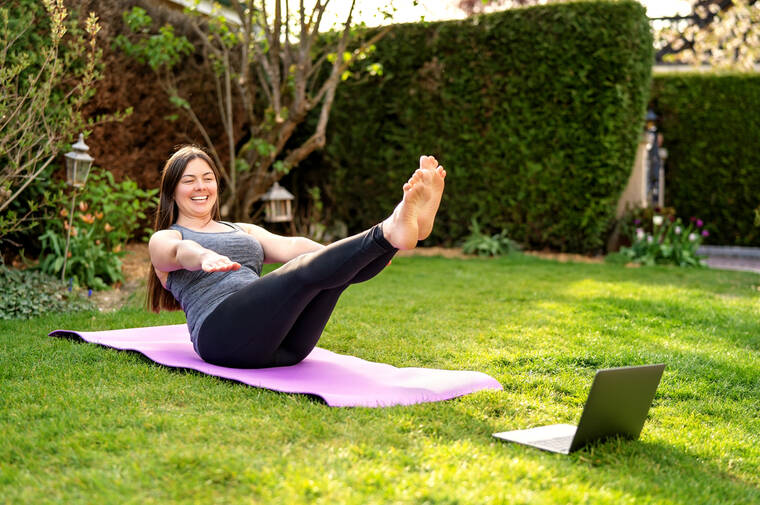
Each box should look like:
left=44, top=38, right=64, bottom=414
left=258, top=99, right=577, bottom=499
left=650, top=73, right=760, bottom=246
left=294, top=0, right=653, bottom=253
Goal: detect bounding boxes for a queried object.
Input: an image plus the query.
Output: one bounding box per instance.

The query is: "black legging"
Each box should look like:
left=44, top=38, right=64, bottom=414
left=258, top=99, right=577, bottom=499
left=196, top=224, right=397, bottom=368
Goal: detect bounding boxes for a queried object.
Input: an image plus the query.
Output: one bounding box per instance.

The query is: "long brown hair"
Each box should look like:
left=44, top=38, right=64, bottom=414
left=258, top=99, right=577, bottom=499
left=146, top=146, right=222, bottom=312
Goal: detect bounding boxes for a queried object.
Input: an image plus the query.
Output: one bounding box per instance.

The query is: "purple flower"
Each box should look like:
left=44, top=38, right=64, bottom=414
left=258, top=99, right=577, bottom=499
left=696, top=219, right=704, bottom=228
left=690, top=216, right=696, bottom=222
left=702, top=230, right=709, bottom=237
left=634, top=218, right=641, bottom=225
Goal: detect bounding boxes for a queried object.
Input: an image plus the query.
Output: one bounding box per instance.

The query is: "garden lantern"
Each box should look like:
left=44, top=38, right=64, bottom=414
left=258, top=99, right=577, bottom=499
left=645, top=110, right=663, bottom=208
left=64, top=133, right=94, bottom=188
left=645, top=109, right=658, bottom=132
left=261, top=182, right=294, bottom=222
left=61, top=133, right=94, bottom=281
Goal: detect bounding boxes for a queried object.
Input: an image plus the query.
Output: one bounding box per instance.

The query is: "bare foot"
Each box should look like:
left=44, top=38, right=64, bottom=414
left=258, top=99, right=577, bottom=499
left=382, top=156, right=446, bottom=249
left=416, top=156, right=446, bottom=241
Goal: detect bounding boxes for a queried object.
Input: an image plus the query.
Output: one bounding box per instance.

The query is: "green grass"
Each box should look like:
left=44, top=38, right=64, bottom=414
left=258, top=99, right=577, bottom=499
left=1, top=255, right=758, bottom=504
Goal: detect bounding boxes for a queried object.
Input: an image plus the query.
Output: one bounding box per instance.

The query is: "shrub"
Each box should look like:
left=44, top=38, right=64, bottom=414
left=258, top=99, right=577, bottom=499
left=619, top=213, right=709, bottom=267
left=0, top=265, right=94, bottom=319
left=37, top=168, right=158, bottom=290
left=462, top=218, right=521, bottom=257
left=295, top=0, right=653, bottom=254
left=0, top=0, right=105, bottom=242
left=650, top=72, right=760, bottom=246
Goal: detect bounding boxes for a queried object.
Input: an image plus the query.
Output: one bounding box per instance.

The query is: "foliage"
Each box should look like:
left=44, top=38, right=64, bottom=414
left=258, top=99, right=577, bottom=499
left=37, top=169, right=158, bottom=290
left=0, top=0, right=104, bottom=240
left=650, top=72, right=760, bottom=246
left=115, top=2, right=391, bottom=221
left=298, top=0, right=653, bottom=253
left=462, top=218, right=520, bottom=256
left=0, top=264, right=93, bottom=319
left=656, top=0, right=760, bottom=70
left=620, top=213, right=709, bottom=267
left=79, top=170, right=159, bottom=249
left=113, top=7, right=194, bottom=71
left=619, top=205, right=677, bottom=238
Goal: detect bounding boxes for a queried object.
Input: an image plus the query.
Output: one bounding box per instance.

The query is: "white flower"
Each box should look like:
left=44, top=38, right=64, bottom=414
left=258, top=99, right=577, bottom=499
left=653, top=215, right=664, bottom=226
left=689, top=233, right=697, bottom=242
left=674, top=226, right=682, bottom=235
left=636, top=228, right=645, bottom=240
left=647, top=235, right=654, bottom=243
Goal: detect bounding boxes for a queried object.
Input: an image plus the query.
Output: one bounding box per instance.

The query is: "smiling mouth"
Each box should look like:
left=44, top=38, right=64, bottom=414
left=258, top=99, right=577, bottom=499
left=191, top=196, right=209, bottom=201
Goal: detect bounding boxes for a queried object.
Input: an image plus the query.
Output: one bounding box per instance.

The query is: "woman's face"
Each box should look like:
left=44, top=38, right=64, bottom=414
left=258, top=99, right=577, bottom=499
left=174, top=158, right=218, bottom=220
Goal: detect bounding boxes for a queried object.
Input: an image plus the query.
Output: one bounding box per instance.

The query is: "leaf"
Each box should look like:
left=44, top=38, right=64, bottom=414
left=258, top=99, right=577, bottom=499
left=169, top=94, right=191, bottom=109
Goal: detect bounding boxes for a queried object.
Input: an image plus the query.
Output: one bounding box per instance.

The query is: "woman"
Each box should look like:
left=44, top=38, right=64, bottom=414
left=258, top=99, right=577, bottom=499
left=147, top=146, right=446, bottom=368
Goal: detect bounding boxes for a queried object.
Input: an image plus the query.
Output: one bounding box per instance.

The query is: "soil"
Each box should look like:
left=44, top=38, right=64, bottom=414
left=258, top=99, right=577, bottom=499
left=90, top=242, right=151, bottom=312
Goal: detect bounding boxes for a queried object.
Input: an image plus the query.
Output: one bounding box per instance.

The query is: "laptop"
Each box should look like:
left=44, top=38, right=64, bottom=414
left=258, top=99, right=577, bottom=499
left=492, top=363, right=665, bottom=454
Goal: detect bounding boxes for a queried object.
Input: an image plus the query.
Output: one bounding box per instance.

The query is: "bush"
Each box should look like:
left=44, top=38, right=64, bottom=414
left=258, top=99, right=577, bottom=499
left=462, top=218, right=521, bottom=257
left=650, top=72, right=760, bottom=246
left=295, top=0, right=653, bottom=254
left=37, top=168, right=158, bottom=290
left=0, top=0, right=105, bottom=243
left=0, top=265, right=94, bottom=319
left=619, top=213, right=709, bottom=267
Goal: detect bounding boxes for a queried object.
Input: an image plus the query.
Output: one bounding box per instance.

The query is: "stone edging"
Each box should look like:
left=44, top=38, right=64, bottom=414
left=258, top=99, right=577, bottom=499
left=697, top=246, right=760, bottom=258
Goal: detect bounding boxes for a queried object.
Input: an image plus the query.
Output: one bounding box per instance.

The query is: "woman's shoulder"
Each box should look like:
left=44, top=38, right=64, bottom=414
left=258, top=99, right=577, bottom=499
left=232, top=221, right=270, bottom=233
left=150, top=228, right=183, bottom=244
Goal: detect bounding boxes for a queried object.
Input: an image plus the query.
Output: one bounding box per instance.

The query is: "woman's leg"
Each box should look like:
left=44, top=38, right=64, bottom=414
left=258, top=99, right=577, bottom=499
left=272, top=246, right=398, bottom=365
left=196, top=225, right=396, bottom=367
left=197, top=160, right=446, bottom=368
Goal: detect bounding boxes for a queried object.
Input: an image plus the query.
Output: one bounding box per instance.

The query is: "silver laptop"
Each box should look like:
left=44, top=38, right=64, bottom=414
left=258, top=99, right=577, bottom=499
left=493, top=363, right=665, bottom=454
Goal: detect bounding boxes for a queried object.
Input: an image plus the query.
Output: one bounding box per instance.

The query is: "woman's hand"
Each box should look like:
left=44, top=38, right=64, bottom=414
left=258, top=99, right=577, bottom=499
left=200, top=251, right=241, bottom=272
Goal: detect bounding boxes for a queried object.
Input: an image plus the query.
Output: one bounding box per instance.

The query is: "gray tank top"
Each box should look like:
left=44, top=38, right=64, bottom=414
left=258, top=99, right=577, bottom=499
left=167, top=222, right=264, bottom=351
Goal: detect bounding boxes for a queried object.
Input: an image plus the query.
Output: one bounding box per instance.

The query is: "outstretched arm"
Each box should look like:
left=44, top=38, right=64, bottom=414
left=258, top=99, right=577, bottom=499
left=149, top=229, right=241, bottom=274
left=236, top=223, right=325, bottom=264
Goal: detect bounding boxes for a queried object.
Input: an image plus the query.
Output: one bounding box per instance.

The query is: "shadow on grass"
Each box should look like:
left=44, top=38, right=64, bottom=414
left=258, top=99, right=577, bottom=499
left=404, top=395, right=759, bottom=504
left=572, top=439, right=760, bottom=504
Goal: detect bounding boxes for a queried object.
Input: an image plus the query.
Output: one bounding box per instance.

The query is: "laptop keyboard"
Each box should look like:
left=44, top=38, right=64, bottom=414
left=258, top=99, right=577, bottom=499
left=534, top=435, right=574, bottom=452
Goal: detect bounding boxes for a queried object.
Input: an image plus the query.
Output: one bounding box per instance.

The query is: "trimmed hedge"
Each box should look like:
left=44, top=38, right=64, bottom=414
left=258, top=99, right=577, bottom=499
left=297, top=0, right=653, bottom=253
left=650, top=73, right=760, bottom=246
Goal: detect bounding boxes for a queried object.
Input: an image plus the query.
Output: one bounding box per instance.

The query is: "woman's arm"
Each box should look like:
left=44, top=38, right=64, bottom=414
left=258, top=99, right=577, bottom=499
left=149, top=229, right=241, bottom=273
left=237, top=223, right=325, bottom=263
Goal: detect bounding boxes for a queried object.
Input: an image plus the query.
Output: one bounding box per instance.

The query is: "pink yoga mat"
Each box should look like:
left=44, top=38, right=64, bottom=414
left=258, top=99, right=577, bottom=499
left=48, top=324, right=502, bottom=407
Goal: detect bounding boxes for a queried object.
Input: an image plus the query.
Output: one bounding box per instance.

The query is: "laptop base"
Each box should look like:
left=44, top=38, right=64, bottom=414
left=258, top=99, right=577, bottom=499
left=493, top=424, right=577, bottom=454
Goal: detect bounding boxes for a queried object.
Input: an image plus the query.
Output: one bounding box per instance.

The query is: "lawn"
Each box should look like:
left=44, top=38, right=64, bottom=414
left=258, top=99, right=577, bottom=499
left=1, top=254, right=758, bottom=504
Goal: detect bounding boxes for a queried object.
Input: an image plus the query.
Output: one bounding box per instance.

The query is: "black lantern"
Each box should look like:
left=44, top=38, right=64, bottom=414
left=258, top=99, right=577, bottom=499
left=645, top=110, right=662, bottom=208
left=645, top=109, right=658, bottom=131
left=64, top=133, right=94, bottom=188
left=261, top=182, right=294, bottom=222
